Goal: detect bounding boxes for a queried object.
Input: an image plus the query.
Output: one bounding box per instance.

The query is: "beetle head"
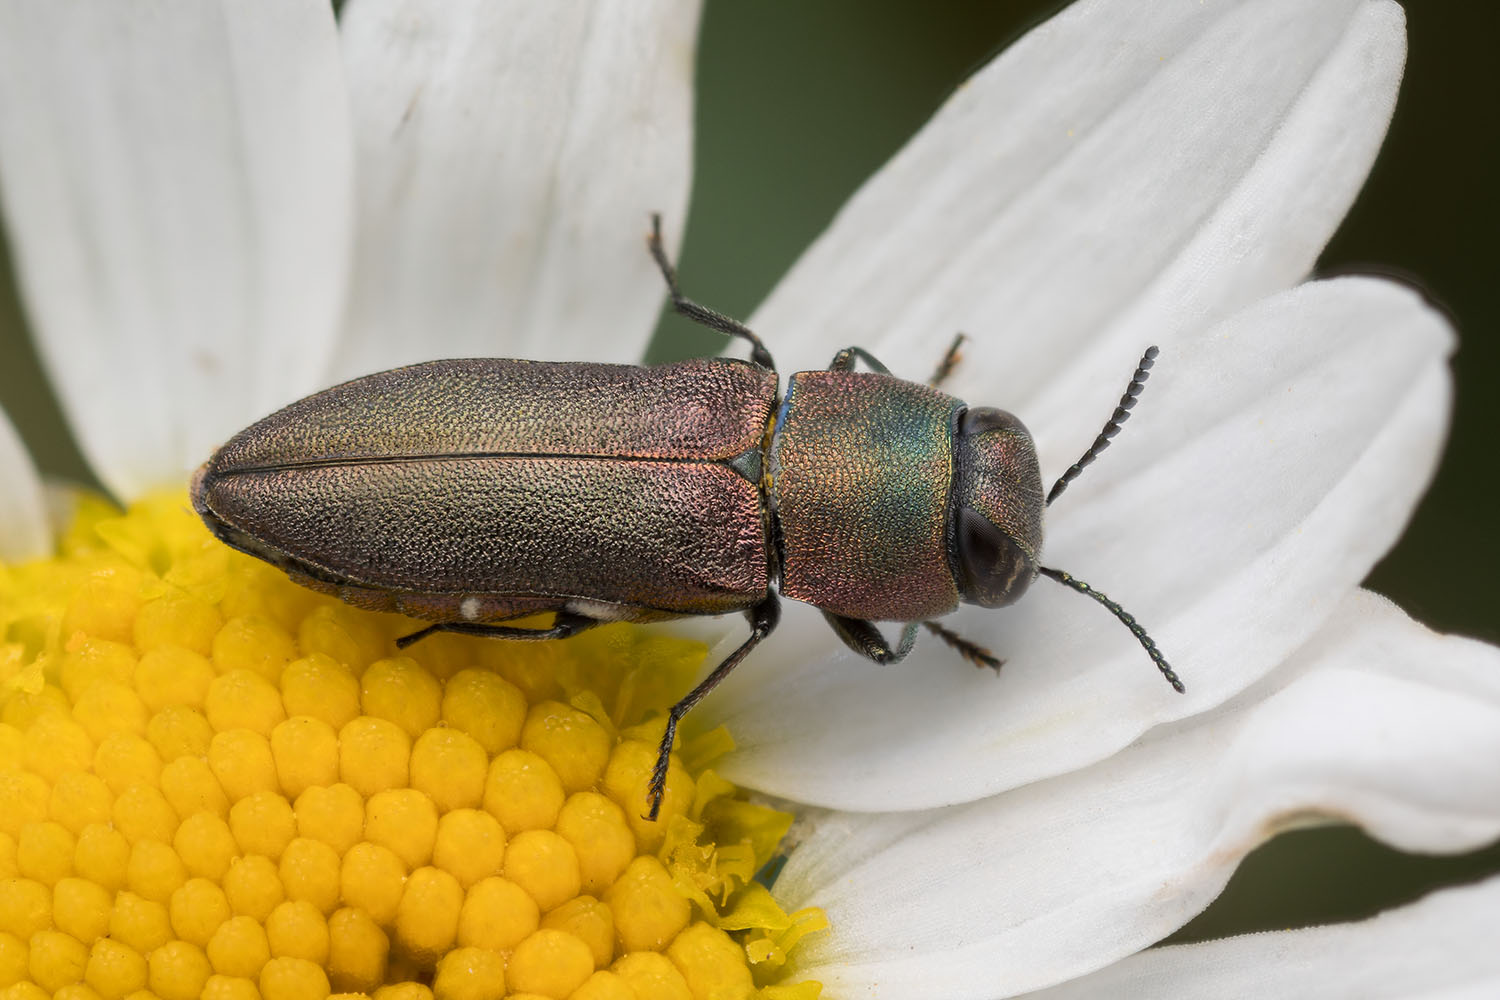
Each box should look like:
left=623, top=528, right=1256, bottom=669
left=952, top=407, right=1044, bottom=607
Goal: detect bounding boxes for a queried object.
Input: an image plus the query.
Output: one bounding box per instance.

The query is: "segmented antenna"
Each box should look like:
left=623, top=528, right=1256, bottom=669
left=1037, top=346, right=1181, bottom=692
left=1046, top=346, right=1158, bottom=506
left=1038, top=567, right=1183, bottom=693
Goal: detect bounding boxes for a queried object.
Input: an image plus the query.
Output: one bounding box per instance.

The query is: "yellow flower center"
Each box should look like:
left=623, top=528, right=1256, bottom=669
left=0, top=493, right=825, bottom=1000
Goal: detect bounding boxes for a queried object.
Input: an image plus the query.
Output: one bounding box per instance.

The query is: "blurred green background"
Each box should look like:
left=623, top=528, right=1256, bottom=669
left=2, top=0, right=1496, bottom=949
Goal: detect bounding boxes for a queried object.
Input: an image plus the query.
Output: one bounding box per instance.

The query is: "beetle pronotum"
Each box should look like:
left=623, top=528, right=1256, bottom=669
left=192, top=216, right=1182, bottom=820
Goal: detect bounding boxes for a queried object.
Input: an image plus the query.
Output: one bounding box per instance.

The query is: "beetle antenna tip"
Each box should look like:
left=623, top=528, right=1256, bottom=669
left=1047, top=345, right=1159, bottom=506
left=1038, top=566, right=1183, bottom=692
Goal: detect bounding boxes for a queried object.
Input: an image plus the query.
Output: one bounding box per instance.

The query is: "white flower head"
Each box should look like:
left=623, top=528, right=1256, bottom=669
left=0, top=0, right=1496, bottom=997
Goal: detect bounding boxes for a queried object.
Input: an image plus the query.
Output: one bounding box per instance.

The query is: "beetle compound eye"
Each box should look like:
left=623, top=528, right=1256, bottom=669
left=956, top=507, right=1036, bottom=608
left=952, top=406, right=1043, bottom=609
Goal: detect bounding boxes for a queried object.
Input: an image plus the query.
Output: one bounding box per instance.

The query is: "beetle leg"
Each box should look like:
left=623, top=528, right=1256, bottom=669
left=646, top=594, right=781, bottom=821
left=829, top=333, right=966, bottom=384
left=824, top=613, right=1001, bottom=672
left=394, top=611, right=600, bottom=650
left=647, top=214, right=777, bottom=371
left=820, top=612, right=921, bottom=664
left=927, top=333, right=967, bottom=389
left=921, top=620, right=1003, bottom=672
left=827, top=347, right=893, bottom=375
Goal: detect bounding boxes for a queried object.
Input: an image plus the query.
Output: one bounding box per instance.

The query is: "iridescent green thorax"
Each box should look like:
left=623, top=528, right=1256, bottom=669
left=768, top=370, right=965, bottom=622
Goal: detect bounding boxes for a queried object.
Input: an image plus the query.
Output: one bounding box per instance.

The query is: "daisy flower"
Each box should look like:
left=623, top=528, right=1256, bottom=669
left=0, top=1, right=1496, bottom=999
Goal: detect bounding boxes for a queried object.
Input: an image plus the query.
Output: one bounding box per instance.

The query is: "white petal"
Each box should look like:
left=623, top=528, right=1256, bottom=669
left=0, top=407, right=48, bottom=560
left=773, top=590, right=1500, bottom=998
left=0, top=1, right=353, bottom=499
left=751, top=0, right=1404, bottom=389
left=334, top=0, right=700, bottom=377
left=713, top=277, right=1452, bottom=809
left=1021, top=875, right=1500, bottom=999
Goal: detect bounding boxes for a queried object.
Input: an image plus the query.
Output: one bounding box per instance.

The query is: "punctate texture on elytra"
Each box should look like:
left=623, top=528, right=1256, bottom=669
left=193, top=358, right=778, bottom=619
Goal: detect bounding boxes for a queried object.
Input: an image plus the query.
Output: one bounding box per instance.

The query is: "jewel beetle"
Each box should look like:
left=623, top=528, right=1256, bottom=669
left=192, top=215, right=1183, bottom=820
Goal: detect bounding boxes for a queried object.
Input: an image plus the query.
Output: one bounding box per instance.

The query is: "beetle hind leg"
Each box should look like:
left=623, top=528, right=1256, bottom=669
left=646, top=595, right=781, bottom=821
left=922, top=620, right=1003, bottom=672
left=395, top=611, right=600, bottom=650
left=647, top=214, right=776, bottom=370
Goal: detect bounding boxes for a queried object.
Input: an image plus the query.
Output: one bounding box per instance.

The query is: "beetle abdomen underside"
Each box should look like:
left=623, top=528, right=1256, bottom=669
left=195, top=358, right=778, bottom=620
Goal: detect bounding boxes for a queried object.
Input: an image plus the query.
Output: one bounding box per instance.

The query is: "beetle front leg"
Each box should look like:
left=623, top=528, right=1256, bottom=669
left=928, top=333, right=967, bottom=389
left=922, top=620, right=1002, bottom=671
left=821, top=612, right=921, bottom=664
left=395, top=611, right=600, bottom=649
left=646, top=594, right=781, bottom=821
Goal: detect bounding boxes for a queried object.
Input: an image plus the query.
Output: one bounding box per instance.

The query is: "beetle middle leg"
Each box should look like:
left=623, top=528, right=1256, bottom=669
left=395, top=611, right=600, bottom=650
left=646, top=594, right=781, bottom=821
left=828, top=333, right=967, bottom=386
left=821, top=612, right=920, bottom=663
left=647, top=214, right=776, bottom=371
left=827, top=347, right=893, bottom=375
left=824, top=611, right=1001, bottom=672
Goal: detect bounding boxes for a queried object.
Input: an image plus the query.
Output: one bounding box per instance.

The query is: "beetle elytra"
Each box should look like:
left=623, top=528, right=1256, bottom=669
left=193, top=216, right=1182, bottom=820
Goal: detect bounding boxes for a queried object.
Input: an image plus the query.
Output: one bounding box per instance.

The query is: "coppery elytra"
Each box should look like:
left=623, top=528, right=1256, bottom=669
left=191, top=214, right=1181, bottom=822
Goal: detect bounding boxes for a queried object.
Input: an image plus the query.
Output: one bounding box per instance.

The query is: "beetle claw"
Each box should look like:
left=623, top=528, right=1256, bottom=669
left=644, top=746, right=670, bottom=823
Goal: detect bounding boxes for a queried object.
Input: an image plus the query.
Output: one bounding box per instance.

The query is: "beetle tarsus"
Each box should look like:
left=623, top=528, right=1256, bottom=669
left=647, top=214, right=777, bottom=371
left=928, top=333, right=968, bottom=389
left=922, top=620, right=1002, bottom=671
left=645, top=595, right=781, bottom=821
left=394, top=612, right=599, bottom=650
